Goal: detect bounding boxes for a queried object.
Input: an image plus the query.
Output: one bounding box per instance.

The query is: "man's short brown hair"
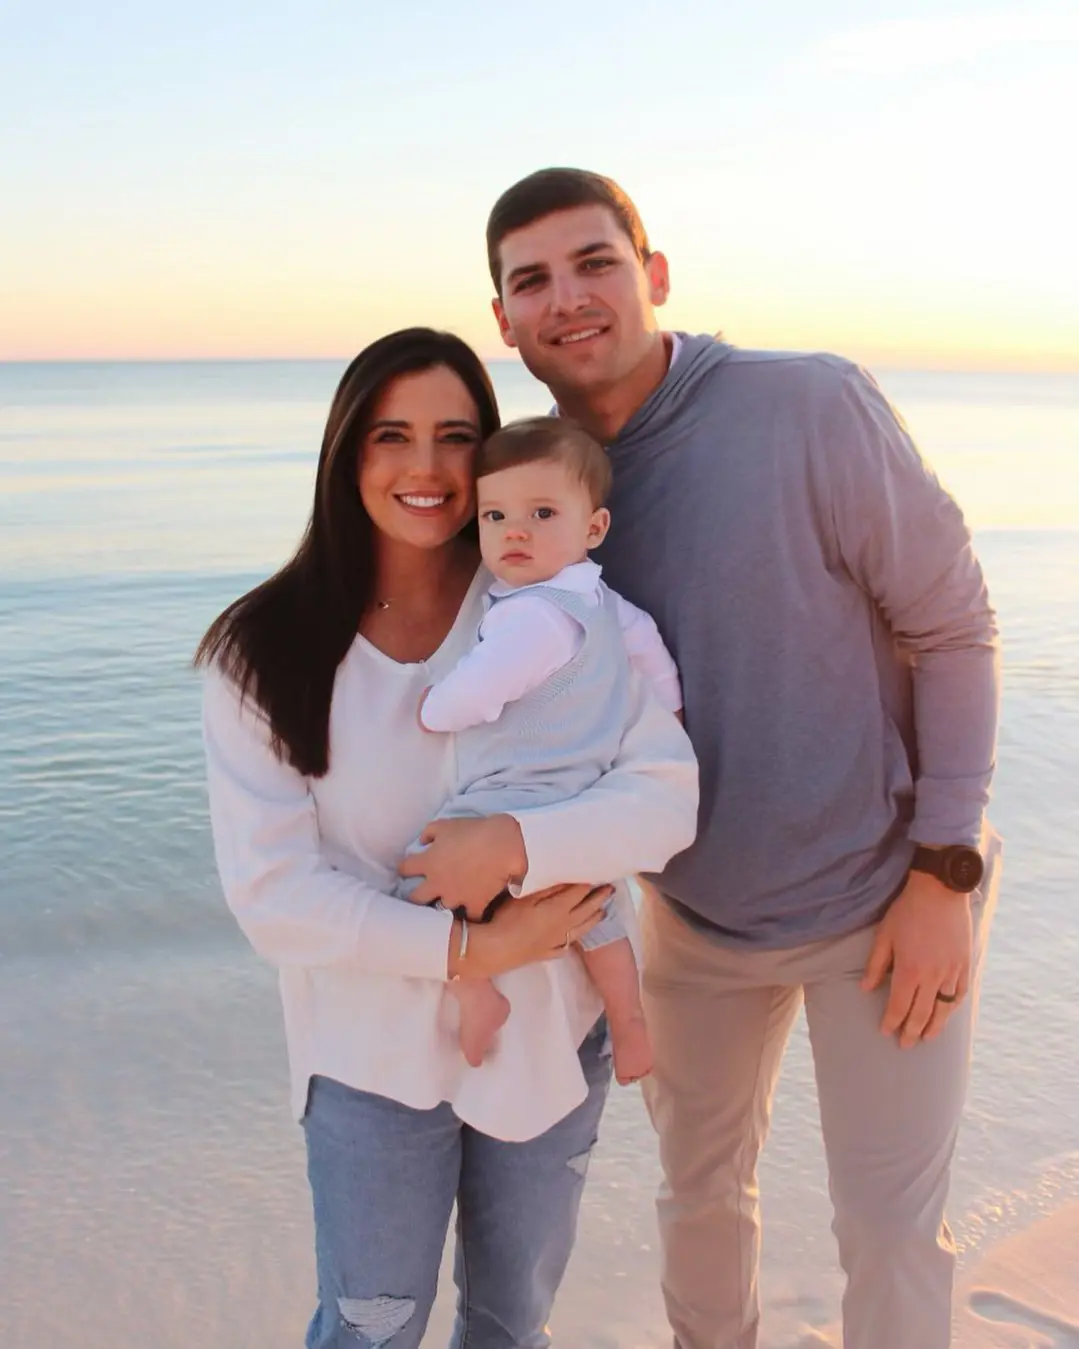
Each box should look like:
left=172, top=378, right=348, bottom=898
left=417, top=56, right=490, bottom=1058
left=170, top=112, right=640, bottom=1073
left=475, top=416, right=612, bottom=510
left=486, top=168, right=650, bottom=294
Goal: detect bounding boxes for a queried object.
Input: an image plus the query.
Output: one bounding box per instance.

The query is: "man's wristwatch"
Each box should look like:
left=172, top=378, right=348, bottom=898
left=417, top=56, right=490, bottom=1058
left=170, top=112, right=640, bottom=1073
left=910, top=844, right=984, bottom=893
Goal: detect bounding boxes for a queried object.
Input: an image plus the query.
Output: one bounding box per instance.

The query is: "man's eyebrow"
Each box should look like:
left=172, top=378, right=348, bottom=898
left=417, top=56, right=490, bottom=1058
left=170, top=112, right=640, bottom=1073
left=505, top=240, right=617, bottom=287
left=505, top=260, right=548, bottom=286
left=571, top=240, right=616, bottom=260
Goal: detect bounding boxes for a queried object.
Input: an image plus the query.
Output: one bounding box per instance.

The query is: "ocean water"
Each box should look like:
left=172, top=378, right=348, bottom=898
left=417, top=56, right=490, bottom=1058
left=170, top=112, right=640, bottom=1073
left=1, top=359, right=1078, bottom=1348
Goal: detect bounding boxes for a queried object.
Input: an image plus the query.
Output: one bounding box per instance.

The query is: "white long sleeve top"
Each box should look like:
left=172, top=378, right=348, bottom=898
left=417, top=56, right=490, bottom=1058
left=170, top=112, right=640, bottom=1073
left=420, top=560, right=682, bottom=732
left=202, top=566, right=699, bottom=1140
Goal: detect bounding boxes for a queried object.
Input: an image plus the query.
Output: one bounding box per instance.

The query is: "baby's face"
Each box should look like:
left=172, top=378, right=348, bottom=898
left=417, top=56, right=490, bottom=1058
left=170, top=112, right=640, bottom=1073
left=477, top=457, right=609, bottom=588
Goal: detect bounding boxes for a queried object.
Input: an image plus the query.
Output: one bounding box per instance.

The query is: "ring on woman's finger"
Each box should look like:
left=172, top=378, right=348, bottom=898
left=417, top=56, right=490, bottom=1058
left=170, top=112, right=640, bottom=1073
left=561, top=932, right=572, bottom=951
left=935, top=990, right=958, bottom=1004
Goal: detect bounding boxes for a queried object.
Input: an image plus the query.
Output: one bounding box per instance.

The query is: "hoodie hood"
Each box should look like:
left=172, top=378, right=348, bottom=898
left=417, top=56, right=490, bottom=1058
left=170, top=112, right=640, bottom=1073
left=609, top=333, right=735, bottom=463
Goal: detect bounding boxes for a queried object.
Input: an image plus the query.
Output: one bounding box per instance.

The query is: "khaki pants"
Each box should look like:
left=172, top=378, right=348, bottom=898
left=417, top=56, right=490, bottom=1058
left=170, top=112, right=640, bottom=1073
left=640, top=833, right=1001, bottom=1349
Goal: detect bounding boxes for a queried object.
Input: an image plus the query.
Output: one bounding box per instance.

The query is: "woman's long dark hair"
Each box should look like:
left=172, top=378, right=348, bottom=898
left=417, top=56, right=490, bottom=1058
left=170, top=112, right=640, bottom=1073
left=195, top=328, right=501, bottom=776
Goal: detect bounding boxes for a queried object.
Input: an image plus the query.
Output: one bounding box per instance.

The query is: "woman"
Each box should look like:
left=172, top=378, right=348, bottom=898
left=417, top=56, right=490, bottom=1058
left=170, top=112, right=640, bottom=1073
left=197, top=329, right=698, bottom=1349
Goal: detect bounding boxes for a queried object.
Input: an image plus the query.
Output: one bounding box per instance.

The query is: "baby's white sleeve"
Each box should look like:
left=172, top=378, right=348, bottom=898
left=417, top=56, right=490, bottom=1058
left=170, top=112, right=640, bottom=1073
left=420, top=597, right=582, bottom=732
left=610, top=590, right=684, bottom=712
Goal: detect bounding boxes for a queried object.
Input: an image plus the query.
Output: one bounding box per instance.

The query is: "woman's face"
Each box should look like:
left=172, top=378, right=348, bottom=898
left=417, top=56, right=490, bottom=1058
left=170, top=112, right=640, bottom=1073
left=357, top=365, right=482, bottom=552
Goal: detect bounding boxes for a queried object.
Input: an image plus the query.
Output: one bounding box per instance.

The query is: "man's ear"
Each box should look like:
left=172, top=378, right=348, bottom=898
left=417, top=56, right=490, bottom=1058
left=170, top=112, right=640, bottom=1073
left=645, top=251, right=670, bottom=308
left=586, top=507, right=611, bottom=550
left=492, top=298, right=518, bottom=350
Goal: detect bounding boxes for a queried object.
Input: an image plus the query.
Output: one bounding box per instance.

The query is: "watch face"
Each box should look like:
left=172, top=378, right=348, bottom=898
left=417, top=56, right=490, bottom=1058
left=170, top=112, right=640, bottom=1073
left=944, top=848, right=984, bottom=892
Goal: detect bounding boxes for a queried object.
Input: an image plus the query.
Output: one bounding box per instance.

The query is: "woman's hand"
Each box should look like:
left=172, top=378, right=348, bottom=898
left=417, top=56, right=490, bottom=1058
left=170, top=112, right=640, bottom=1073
left=449, top=883, right=614, bottom=980
left=399, top=815, right=528, bottom=912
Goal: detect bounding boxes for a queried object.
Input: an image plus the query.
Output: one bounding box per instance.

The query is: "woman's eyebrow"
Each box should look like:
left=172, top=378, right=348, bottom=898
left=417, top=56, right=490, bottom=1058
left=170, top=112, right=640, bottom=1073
left=368, top=418, right=478, bottom=432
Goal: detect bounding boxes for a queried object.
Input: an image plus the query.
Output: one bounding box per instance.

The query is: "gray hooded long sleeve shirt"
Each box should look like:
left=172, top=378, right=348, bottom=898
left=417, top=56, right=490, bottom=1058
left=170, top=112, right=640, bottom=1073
left=594, top=335, right=1000, bottom=948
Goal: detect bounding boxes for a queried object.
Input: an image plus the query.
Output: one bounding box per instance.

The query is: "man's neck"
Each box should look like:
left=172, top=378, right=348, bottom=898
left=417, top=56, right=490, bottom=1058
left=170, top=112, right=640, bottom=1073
left=553, top=332, right=671, bottom=443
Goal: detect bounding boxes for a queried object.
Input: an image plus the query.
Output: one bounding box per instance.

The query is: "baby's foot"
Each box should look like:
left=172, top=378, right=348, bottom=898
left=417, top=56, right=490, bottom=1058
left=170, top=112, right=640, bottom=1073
left=609, top=1012, right=653, bottom=1085
left=454, top=980, right=511, bottom=1068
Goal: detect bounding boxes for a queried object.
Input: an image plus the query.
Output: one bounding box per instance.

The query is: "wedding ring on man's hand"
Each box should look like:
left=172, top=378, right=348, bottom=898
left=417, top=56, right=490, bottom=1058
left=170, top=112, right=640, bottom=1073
left=935, top=991, right=958, bottom=1003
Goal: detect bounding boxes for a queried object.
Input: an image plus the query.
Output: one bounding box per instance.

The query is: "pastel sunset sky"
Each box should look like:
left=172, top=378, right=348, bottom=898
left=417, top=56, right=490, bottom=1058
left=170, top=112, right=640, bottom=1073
left=3, top=1, right=1076, bottom=369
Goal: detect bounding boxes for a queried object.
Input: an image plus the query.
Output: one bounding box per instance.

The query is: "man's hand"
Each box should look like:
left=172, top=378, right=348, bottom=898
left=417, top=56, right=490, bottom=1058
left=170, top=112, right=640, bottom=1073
left=861, top=869, right=973, bottom=1048
left=398, top=814, right=527, bottom=917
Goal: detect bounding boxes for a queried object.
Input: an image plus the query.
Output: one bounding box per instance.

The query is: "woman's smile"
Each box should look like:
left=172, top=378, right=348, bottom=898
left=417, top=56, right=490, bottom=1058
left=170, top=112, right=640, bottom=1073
left=394, top=490, right=454, bottom=516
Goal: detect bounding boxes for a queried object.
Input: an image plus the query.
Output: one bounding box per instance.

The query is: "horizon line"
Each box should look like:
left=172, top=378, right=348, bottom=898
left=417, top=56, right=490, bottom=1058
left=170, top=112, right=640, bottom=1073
left=3, top=353, right=1078, bottom=378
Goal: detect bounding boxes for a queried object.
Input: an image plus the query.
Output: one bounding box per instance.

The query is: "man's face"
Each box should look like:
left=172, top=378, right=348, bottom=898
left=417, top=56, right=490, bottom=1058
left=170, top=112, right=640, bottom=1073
left=492, top=205, right=669, bottom=397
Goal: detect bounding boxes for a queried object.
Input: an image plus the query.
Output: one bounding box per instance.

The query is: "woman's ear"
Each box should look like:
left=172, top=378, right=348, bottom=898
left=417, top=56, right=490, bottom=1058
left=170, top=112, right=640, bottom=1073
left=586, top=507, right=611, bottom=550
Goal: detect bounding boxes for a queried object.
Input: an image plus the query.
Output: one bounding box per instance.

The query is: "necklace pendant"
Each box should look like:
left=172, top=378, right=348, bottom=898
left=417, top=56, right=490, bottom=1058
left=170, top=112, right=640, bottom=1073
left=376, top=599, right=392, bottom=611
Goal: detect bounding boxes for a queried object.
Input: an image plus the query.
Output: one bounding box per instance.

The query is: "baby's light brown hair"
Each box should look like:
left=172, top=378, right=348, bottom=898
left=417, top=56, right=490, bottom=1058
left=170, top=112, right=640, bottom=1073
left=475, top=416, right=612, bottom=509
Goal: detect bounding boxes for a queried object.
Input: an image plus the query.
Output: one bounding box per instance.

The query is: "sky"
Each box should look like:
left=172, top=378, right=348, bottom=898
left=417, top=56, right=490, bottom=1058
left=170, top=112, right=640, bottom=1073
left=2, top=1, right=1077, bottom=370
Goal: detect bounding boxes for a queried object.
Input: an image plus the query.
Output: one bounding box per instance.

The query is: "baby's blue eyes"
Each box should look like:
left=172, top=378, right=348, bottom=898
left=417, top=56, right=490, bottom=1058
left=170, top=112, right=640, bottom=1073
left=480, top=507, right=557, bottom=522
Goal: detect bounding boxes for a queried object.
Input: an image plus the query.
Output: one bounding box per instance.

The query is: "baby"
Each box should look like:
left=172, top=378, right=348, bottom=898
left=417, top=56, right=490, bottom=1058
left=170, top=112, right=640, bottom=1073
left=401, top=416, right=684, bottom=1085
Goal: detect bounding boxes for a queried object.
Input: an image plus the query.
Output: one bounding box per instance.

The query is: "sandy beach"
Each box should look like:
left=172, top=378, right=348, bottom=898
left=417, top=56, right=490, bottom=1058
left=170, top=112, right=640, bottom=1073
left=956, top=1203, right=1079, bottom=1348
left=3, top=920, right=1077, bottom=1347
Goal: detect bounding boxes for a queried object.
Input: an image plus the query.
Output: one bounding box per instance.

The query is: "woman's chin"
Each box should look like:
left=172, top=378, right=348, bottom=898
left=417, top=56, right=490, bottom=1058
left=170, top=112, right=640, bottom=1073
left=383, top=515, right=472, bottom=552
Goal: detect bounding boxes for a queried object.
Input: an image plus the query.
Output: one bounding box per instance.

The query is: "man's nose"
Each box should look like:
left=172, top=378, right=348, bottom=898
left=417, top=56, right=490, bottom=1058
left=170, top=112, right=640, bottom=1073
left=548, top=266, right=590, bottom=314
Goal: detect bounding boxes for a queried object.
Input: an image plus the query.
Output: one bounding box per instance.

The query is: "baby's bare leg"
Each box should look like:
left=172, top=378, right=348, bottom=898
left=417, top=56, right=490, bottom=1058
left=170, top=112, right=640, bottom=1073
left=451, top=978, right=510, bottom=1068
left=579, top=936, right=652, bottom=1085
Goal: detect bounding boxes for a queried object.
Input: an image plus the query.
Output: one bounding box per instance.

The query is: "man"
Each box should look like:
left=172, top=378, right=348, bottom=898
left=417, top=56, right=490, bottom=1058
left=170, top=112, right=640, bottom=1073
left=483, top=167, right=1001, bottom=1349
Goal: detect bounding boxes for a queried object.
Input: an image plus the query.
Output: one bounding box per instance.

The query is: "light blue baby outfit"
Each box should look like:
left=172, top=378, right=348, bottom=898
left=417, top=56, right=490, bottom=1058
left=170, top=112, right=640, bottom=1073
left=400, top=577, right=633, bottom=950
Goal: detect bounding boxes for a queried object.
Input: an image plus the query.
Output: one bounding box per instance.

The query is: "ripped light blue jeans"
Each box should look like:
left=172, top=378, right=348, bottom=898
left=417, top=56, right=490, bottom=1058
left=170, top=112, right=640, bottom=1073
left=302, top=1021, right=612, bottom=1349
